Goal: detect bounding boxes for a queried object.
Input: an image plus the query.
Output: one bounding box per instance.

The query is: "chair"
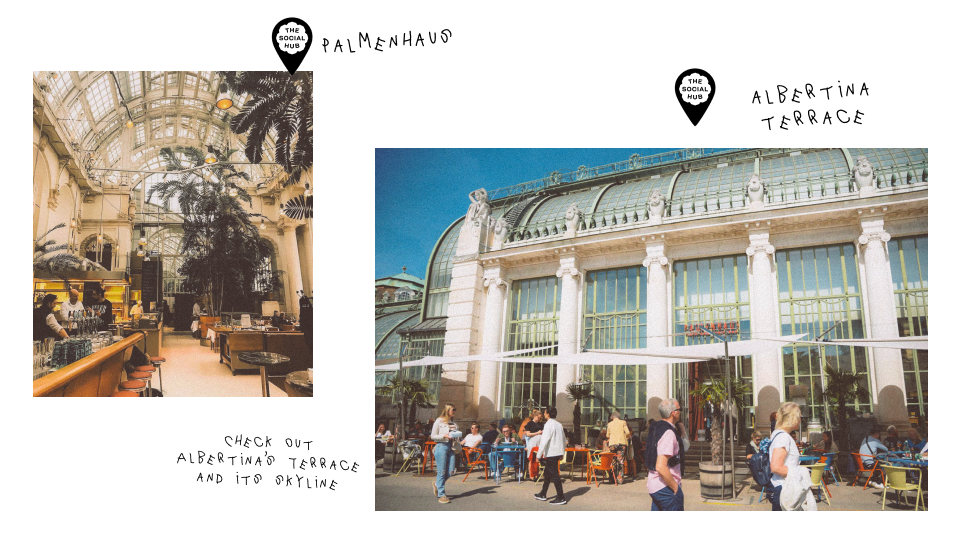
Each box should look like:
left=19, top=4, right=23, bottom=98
left=588, top=451, right=618, bottom=487
left=880, top=464, right=925, bottom=511
left=499, top=448, right=521, bottom=480
left=851, top=453, right=885, bottom=489
left=819, top=452, right=841, bottom=485
left=803, top=463, right=831, bottom=505
left=462, top=447, right=488, bottom=482
left=396, top=441, right=422, bottom=475
left=420, top=441, right=436, bottom=474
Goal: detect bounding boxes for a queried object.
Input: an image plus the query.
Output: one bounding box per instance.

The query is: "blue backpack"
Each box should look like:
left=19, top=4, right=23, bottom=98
left=748, top=431, right=785, bottom=487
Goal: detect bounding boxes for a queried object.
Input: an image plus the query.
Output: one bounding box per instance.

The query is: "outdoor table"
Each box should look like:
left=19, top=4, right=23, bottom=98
left=565, top=447, right=592, bottom=479
left=490, top=444, right=525, bottom=485
left=883, top=457, right=928, bottom=468
left=237, top=351, right=290, bottom=397
left=799, top=455, right=820, bottom=464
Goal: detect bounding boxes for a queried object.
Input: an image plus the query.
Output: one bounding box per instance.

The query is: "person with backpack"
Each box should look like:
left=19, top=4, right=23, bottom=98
left=645, top=398, right=685, bottom=511
left=768, top=402, right=802, bottom=510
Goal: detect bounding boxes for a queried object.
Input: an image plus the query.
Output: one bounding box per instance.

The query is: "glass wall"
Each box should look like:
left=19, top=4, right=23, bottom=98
left=889, top=236, right=928, bottom=422
left=777, top=244, right=869, bottom=422
left=580, top=266, right=648, bottom=425
left=502, top=276, right=561, bottom=420
left=673, top=255, right=752, bottom=432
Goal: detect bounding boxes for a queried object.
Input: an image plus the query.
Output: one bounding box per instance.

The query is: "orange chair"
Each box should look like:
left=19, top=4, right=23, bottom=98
left=851, top=453, right=885, bottom=490
left=420, top=441, right=436, bottom=475
left=528, top=447, right=540, bottom=480
left=462, top=447, right=488, bottom=482
left=588, top=451, right=619, bottom=487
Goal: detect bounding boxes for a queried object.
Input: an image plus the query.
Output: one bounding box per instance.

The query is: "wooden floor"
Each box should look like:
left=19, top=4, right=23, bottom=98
left=155, top=330, right=288, bottom=397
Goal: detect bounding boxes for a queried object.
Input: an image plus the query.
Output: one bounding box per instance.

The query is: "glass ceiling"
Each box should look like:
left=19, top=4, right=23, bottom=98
left=33, top=71, right=281, bottom=187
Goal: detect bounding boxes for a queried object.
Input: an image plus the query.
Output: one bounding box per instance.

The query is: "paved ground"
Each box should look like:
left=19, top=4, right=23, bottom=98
left=375, top=466, right=928, bottom=511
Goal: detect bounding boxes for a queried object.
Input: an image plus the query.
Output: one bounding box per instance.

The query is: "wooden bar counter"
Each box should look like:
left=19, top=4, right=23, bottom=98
left=33, top=332, right=146, bottom=397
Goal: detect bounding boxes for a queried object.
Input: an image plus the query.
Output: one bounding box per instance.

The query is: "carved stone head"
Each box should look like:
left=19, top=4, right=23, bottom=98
left=854, top=156, right=875, bottom=189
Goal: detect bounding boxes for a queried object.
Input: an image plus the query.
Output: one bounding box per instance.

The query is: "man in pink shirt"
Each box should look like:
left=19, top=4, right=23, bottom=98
left=646, top=398, right=684, bottom=511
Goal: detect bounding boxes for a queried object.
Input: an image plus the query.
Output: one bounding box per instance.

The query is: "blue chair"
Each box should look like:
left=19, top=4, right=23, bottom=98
left=500, top=448, right=521, bottom=478
left=821, top=452, right=841, bottom=485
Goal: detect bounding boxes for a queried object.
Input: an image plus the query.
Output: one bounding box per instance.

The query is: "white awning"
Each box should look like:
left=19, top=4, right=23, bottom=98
left=767, top=335, right=928, bottom=351
left=374, top=335, right=807, bottom=370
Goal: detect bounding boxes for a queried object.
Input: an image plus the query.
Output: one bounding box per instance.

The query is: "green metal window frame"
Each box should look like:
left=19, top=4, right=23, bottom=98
left=502, top=276, right=561, bottom=421
left=375, top=331, right=446, bottom=404
left=777, top=244, right=870, bottom=423
left=672, top=256, right=753, bottom=428
left=889, top=236, right=928, bottom=420
left=580, top=266, right=648, bottom=425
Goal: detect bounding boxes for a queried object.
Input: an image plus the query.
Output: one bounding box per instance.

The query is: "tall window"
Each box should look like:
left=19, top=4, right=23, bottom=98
left=502, top=276, right=561, bottom=420
left=889, top=236, right=928, bottom=421
left=673, top=256, right=752, bottom=430
left=777, top=245, right=869, bottom=422
left=146, top=229, right=187, bottom=294
left=425, top=221, right=462, bottom=318
left=581, top=266, right=648, bottom=424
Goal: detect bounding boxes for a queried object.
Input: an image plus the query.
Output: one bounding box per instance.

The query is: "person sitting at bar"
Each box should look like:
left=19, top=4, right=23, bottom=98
left=271, top=310, right=283, bottom=328
left=34, top=294, right=68, bottom=341
left=60, top=288, right=84, bottom=334
left=87, top=286, right=114, bottom=330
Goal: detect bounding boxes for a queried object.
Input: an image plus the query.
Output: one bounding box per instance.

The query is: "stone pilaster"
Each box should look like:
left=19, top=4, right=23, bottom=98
left=278, top=223, right=303, bottom=315
left=746, top=227, right=782, bottom=434
left=476, top=266, right=509, bottom=422
left=555, top=251, right=581, bottom=424
left=642, top=239, right=670, bottom=419
left=858, top=215, right=909, bottom=427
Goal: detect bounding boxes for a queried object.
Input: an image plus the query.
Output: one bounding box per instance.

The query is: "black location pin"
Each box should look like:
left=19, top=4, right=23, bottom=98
left=272, top=18, right=313, bottom=75
left=675, top=69, right=716, bottom=126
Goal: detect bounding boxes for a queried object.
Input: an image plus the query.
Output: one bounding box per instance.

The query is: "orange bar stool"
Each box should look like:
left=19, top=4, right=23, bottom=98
left=148, top=356, right=167, bottom=395
left=127, top=371, right=153, bottom=397
left=118, top=378, right=147, bottom=396
left=137, top=364, right=158, bottom=396
left=111, top=391, right=139, bottom=397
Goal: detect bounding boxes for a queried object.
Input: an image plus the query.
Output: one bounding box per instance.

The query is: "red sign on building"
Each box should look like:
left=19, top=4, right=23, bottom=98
left=684, top=321, right=740, bottom=338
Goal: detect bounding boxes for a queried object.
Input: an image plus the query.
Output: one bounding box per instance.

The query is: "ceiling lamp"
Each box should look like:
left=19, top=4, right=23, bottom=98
left=260, top=218, right=266, bottom=230
left=229, top=187, right=238, bottom=197
left=216, top=90, right=233, bottom=110
left=138, top=235, right=147, bottom=246
left=304, top=182, right=312, bottom=197
left=69, top=218, right=77, bottom=228
left=126, top=119, right=134, bottom=128
left=137, top=248, right=145, bottom=257
left=205, top=152, right=218, bottom=164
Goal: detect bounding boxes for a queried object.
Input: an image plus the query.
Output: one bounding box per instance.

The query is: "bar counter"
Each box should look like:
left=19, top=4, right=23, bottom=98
left=33, top=331, right=146, bottom=397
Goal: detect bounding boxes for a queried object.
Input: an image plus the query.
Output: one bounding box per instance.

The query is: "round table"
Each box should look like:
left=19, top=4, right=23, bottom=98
left=237, top=351, right=290, bottom=397
left=285, top=370, right=313, bottom=397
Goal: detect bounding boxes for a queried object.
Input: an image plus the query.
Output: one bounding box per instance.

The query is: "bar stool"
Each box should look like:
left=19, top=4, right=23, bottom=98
left=127, top=371, right=153, bottom=397
left=148, top=356, right=167, bottom=394
left=111, top=391, right=139, bottom=397
left=118, top=379, right=147, bottom=396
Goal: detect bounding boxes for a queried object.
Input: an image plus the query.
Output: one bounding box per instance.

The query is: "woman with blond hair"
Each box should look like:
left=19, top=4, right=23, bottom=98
left=430, top=404, right=461, bottom=504
left=768, top=402, right=801, bottom=510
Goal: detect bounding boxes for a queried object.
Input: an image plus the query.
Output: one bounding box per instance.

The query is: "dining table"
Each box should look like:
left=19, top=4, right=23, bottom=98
left=564, top=447, right=592, bottom=479
left=489, top=443, right=525, bottom=485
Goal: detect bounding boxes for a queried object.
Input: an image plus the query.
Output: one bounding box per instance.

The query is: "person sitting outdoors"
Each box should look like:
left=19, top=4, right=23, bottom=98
left=495, top=424, right=518, bottom=445
left=375, top=423, right=394, bottom=443
left=595, top=428, right=608, bottom=450
left=883, top=425, right=901, bottom=450
left=746, top=430, right=762, bottom=459
left=859, top=427, right=889, bottom=489
left=406, top=421, right=427, bottom=441
left=904, top=428, right=926, bottom=453
left=814, top=431, right=838, bottom=453
left=482, top=423, right=499, bottom=445
left=462, top=423, right=484, bottom=450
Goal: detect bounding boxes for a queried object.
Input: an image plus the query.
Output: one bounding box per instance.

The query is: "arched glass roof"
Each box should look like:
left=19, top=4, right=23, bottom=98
left=670, top=160, right=754, bottom=216
left=593, top=174, right=673, bottom=220
left=760, top=149, right=849, bottom=203
left=375, top=311, right=416, bottom=346
left=846, top=148, right=927, bottom=188
left=32, top=71, right=281, bottom=187
left=375, top=312, right=419, bottom=361
left=523, top=189, right=601, bottom=230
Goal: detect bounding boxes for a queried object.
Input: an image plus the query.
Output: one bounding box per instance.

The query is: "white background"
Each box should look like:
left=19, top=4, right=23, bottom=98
left=5, top=0, right=953, bottom=534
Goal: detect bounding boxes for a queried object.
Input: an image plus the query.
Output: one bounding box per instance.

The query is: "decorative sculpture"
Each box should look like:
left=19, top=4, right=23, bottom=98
left=466, top=188, right=491, bottom=226
left=746, top=173, right=765, bottom=209
left=564, top=203, right=583, bottom=237
left=647, top=188, right=666, bottom=224
left=853, top=155, right=876, bottom=192
left=493, top=216, right=509, bottom=245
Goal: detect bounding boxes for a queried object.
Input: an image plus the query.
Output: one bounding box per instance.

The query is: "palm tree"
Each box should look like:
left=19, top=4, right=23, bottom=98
left=690, top=376, right=751, bottom=465
left=377, top=377, right=435, bottom=436
left=823, top=363, right=871, bottom=455
left=147, top=145, right=270, bottom=314
left=219, top=71, right=313, bottom=186
left=34, top=223, right=104, bottom=276
left=566, top=382, right=616, bottom=445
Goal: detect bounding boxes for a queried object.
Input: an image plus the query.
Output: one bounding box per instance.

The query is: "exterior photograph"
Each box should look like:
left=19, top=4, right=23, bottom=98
left=375, top=148, right=928, bottom=510
left=33, top=71, right=313, bottom=398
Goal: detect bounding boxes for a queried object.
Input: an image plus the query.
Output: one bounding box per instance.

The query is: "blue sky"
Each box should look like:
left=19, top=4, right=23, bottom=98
left=375, top=149, right=681, bottom=280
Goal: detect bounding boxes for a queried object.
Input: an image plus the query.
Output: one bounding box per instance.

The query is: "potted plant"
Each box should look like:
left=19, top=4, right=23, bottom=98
left=690, top=375, right=751, bottom=498
left=822, top=363, right=870, bottom=474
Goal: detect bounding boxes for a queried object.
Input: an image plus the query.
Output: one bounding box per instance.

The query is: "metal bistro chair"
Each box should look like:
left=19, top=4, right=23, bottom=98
left=819, top=452, right=841, bottom=485
left=498, top=446, right=523, bottom=482
left=803, top=463, right=831, bottom=505
left=851, top=452, right=885, bottom=489
left=462, top=447, right=488, bottom=482
left=534, top=449, right=571, bottom=484
left=880, top=464, right=925, bottom=511
left=395, top=441, right=422, bottom=476
left=588, top=451, right=619, bottom=487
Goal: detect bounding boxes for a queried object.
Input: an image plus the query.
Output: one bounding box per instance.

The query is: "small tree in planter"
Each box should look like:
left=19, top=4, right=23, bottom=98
left=566, top=381, right=615, bottom=445
left=376, top=377, right=435, bottom=437
left=690, top=377, right=751, bottom=465
left=823, top=363, right=870, bottom=472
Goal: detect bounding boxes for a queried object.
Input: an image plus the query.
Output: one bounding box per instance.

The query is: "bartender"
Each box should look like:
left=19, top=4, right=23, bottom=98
left=34, top=294, right=69, bottom=341
left=87, top=285, right=114, bottom=330
left=60, top=288, right=84, bottom=334
left=130, top=300, right=144, bottom=319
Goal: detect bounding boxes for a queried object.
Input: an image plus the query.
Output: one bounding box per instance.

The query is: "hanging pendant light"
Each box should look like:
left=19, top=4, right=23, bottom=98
left=138, top=234, right=147, bottom=246
left=304, top=182, right=312, bottom=197
left=216, top=87, right=233, bottom=110
left=126, top=119, right=134, bottom=128
left=137, top=248, right=145, bottom=257
left=205, top=152, right=218, bottom=164
left=229, top=187, right=238, bottom=197
left=69, top=218, right=77, bottom=228
left=260, top=218, right=266, bottom=230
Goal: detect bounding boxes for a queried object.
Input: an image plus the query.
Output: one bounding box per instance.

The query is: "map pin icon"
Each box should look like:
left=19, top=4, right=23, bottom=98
left=272, top=17, right=313, bottom=75
left=675, top=68, right=716, bottom=126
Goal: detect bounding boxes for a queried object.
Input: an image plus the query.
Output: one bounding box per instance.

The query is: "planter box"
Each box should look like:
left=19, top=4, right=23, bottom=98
left=699, top=462, right=734, bottom=499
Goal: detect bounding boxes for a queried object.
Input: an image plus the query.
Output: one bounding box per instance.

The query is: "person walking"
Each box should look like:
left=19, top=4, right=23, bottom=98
left=430, top=404, right=460, bottom=504
left=768, top=402, right=802, bottom=510
left=646, top=398, right=684, bottom=511
left=534, top=406, right=567, bottom=505
left=606, top=411, right=630, bottom=484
